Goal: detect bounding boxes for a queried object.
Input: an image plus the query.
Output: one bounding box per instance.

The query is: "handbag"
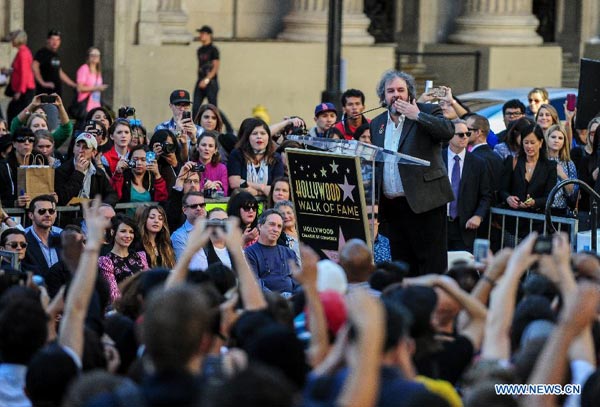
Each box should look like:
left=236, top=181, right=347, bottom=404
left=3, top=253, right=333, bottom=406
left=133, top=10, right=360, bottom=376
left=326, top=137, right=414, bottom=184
left=16, top=155, right=54, bottom=206
left=4, top=77, right=14, bottom=98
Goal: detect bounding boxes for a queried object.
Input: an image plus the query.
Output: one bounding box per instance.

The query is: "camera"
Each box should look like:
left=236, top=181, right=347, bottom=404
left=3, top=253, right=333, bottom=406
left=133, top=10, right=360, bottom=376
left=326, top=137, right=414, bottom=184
left=204, top=188, right=217, bottom=199
left=206, top=219, right=226, bottom=229
left=281, top=116, right=307, bottom=136
left=191, top=163, right=206, bottom=173
left=161, top=142, right=176, bottom=154
left=118, top=106, right=136, bottom=118
left=431, top=87, right=446, bottom=98
left=532, top=235, right=553, bottom=255
left=128, top=159, right=138, bottom=168
left=40, top=95, right=57, bottom=104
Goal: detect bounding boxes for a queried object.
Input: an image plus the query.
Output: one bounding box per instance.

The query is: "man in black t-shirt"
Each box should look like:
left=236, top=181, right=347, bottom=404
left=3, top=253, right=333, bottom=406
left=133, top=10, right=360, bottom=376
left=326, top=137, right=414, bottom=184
left=32, top=29, right=76, bottom=97
left=192, top=25, right=220, bottom=118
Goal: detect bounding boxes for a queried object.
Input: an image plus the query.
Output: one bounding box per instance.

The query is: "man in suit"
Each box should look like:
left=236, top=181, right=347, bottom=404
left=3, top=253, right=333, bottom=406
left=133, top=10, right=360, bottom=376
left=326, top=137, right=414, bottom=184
left=466, top=114, right=504, bottom=247
left=370, top=70, right=454, bottom=276
left=23, top=194, right=62, bottom=277
left=444, top=120, right=492, bottom=251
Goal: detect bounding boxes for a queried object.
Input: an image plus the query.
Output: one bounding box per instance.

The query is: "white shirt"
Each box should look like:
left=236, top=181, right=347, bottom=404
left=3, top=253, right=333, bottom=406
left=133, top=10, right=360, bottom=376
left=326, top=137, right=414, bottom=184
left=383, top=112, right=406, bottom=198
left=447, top=148, right=466, bottom=215
left=189, top=245, right=232, bottom=270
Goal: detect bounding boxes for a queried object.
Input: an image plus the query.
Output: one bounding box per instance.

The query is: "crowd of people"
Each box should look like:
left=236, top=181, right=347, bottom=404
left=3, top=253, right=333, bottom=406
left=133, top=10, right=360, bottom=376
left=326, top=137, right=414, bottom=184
left=0, top=25, right=600, bottom=407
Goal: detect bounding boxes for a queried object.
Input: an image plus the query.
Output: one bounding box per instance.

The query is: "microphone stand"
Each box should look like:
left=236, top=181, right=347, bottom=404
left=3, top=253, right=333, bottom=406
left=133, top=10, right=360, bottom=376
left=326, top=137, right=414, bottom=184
left=544, top=179, right=600, bottom=252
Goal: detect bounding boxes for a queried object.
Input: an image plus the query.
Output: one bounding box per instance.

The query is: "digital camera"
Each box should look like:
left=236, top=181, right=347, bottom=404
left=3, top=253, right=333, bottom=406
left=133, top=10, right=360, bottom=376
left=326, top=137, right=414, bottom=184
left=118, top=106, right=136, bottom=118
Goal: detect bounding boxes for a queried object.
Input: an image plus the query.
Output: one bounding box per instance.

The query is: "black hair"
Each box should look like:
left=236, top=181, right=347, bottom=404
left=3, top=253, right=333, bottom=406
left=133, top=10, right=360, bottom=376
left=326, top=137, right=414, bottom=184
left=12, top=126, right=35, bottom=142
left=510, top=295, right=555, bottom=352
left=28, top=194, right=56, bottom=213
left=506, top=117, right=536, bottom=153
left=258, top=208, right=283, bottom=226
left=84, top=107, right=113, bottom=127
left=0, top=295, right=48, bottom=364
left=204, top=263, right=237, bottom=296
left=149, top=129, right=181, bottom=164
left=381, top=298, right=413, bottom=352
left=226, top=190, right=258, bottom=229
left=25, top=344, right=79, bottom=406
left=0, top=227, right=26, bottom=246
left=109, top=214, right=139, bottom=246
left=503, top=99, right=526, bottom=115
left=341, top=88, right=365, bottom=106
left=369, top=261, right=408, bottom=291
left=353, top=122, right=371, bottom=141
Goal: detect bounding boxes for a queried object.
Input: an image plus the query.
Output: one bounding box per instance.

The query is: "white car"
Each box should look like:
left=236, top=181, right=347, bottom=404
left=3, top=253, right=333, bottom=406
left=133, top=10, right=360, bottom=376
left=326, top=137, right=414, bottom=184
left=458, top=87, right=577, bottom=134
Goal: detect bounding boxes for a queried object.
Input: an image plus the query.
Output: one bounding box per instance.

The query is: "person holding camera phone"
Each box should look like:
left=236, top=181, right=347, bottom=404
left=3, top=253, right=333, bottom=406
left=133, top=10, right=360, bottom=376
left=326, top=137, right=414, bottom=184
left=110, top=145, right=168, bottom=210
left=149, top=129, right=182, bottom=191
left=187, top=207, right=232, bottom=270
left=155, top=89, right=202, bottom=161
left=371, top=70, right=455, bottom=276
left=10, top=93, right=73, bottom=147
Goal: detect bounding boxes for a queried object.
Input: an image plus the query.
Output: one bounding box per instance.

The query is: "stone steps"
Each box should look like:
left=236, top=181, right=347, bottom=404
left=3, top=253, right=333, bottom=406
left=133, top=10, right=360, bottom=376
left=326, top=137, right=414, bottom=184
left=562, top=52, right=580, bottom=88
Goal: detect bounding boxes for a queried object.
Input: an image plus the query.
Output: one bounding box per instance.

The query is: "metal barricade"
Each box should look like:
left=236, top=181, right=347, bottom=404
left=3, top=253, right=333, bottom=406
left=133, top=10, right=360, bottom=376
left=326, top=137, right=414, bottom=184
left=489, top=207, right=579, bottom=249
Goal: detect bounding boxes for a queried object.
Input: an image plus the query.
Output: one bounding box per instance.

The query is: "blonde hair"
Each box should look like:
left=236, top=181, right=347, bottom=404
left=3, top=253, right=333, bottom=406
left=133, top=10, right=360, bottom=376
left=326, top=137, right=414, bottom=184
left=12, top=30, right=28, bottom=46
left=545, top=124, right=570, bottom=161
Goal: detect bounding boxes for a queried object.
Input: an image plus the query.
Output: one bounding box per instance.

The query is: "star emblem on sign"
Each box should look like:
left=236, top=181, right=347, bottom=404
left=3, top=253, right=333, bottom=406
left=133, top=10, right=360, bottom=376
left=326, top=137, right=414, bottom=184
left=320, top=167, right=327, bottom=177
left=330, top=160, right=339, bottom=174
left=338, top=175, right=355, bottom=202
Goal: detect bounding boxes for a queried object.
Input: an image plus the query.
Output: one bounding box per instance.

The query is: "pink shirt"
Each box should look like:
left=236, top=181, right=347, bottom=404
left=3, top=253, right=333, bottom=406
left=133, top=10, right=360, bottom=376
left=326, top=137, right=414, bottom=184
left=76, top=63, right=103, bottom=111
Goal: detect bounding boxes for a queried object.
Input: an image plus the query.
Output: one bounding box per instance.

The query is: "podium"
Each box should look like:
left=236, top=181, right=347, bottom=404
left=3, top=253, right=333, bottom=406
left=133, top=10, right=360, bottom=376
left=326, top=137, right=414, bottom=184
left=286, top=135, right=430, bottom=260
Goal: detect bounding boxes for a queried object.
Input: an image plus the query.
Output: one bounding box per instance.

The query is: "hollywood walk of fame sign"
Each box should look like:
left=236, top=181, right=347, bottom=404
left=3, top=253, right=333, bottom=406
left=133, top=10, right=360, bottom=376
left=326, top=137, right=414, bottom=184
left=286, top=149, right=371, bottom=261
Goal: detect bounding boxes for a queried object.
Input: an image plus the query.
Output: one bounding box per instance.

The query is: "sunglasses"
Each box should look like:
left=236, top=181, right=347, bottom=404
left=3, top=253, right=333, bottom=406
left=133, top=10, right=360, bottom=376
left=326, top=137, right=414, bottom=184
left=241, top=203, right=257, bottom=211
left=6, top=241, right=27, bottom=249
left=37, top=208, right=56, bottom=215
left=528, top=99, right=541, bottom=103
left=185, top=202, right=206, bottom=209
left=15, top=136, right=35, bottom=143
left=454, top=132, right=471, bottom=138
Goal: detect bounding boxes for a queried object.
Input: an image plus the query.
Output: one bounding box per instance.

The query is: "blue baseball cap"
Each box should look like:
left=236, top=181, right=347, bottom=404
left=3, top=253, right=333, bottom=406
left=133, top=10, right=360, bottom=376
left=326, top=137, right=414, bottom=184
left=314, top=102, right=337, bottom=117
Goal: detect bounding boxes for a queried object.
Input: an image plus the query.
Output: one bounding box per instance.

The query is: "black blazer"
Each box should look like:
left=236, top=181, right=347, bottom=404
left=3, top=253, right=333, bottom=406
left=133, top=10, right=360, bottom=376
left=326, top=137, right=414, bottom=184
left=371, top=104, right=455, bottom=214
left=443, top=149, right=492, bottom=249
left=500, top=155, right=557, bottom=211
left=471, top=143, right=503, bottom=202
left=22, top=229, right=61, bottom=277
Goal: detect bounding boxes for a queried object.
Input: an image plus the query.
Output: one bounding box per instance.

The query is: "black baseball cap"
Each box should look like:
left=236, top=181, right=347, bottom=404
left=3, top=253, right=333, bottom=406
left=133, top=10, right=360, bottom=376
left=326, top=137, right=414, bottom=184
left=197, top=25, right=213, bottom=34
left=170, top=89, right=191, bottom=104
left=47, top=29, right=61, bottom=38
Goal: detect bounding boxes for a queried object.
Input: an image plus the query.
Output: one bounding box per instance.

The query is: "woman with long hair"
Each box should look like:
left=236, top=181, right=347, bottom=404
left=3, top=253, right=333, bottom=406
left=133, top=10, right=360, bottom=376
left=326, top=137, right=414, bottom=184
left=535, top=103, right=560, bottom=135
left=227, top=117, right=284, bottom=197
left=545, top=124, right=577, bottom=213
left=226, top=190, right=259, bottom=248
left=194, top=103, right=223, bottom=133
left=98, top=215, right=148, bottom=303
left=136, top=205, right=176, bottom=269
left=5, top=29, right=35, bottom=124
left=266, top=176, right=290, bottom=209
left=0, top=118, right=9, bottom=137
left=149, top=129, right=182, bottom=191
left=110, top=145, right=168, bottom=207
left=10, top=93, right=73, bottom=147
left=76, top=47, right=108, bottom=114
left=196, top=130, right=228, bottom=196
left=494, top=117, right=535, bottom=160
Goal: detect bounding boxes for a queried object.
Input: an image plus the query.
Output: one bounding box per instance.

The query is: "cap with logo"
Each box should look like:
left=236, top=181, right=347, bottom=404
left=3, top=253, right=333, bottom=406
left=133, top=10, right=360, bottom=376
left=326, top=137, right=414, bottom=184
left=75, top=132, right=98, bottom=150
left=314, top=102, right=337, bottom=117
left=170, top=89, right=191, bottom=105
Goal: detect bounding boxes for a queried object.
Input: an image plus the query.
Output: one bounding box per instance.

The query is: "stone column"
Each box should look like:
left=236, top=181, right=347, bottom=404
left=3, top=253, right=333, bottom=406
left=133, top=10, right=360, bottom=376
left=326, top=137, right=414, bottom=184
left=449, top=0, right=543, bottom=45
left=278, top=0, right=374, bottom=45
left=138, top=0, right=193, bottom=45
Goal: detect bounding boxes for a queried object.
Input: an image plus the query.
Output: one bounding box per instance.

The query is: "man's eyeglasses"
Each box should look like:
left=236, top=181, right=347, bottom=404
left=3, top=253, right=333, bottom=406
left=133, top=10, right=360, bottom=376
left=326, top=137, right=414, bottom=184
left=15, top=136, right=35, bottom=143
left=183, top=178, right=200, bottom=185
left=37, top=208, right=56, bottom=215
left=241, top=203, right=257, bottom=211
left=185, top=203, right=206, bottom=209
left=504, top=111, right=523, bottom=118
left=454, top=132, right=471, bottom=138
left=6, top=241, right=27, bottom=249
